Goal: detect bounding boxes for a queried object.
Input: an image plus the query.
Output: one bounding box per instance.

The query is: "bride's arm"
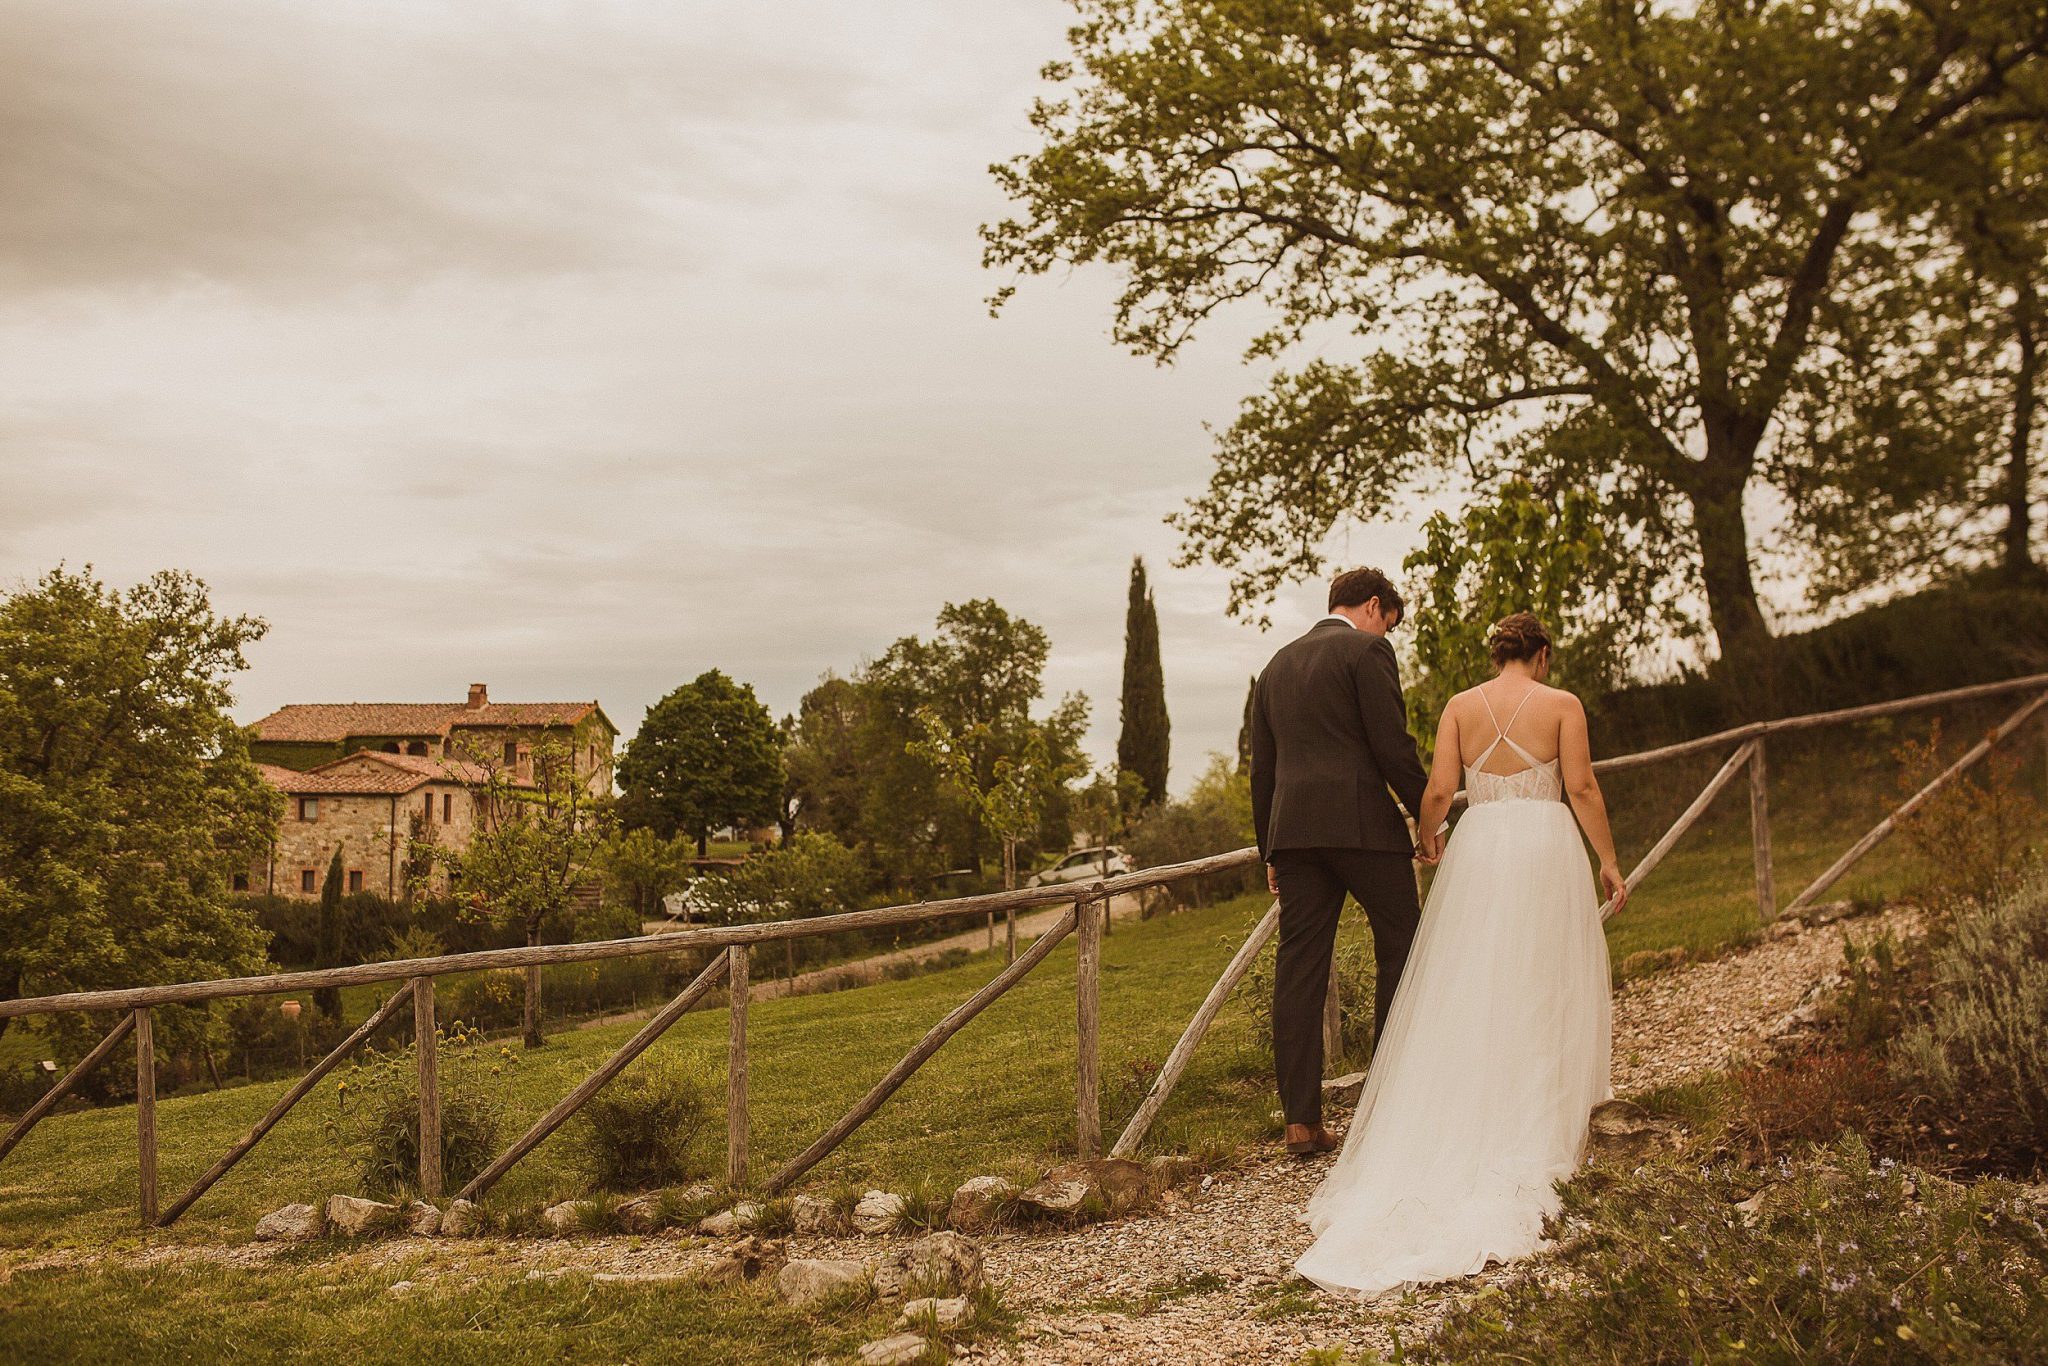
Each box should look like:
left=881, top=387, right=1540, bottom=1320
left=1416, top=705, right=1463, bottom=861
left=1559, top=694, right=1627, bottom=910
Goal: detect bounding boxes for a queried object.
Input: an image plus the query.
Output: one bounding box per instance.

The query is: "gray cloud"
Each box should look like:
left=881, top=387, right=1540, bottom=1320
left=0, top=0, right=1421, bottom=791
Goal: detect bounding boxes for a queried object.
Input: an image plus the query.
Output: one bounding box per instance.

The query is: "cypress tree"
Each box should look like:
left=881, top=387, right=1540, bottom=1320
left=1117, top=556, right=1170, bottom=805
left=1236, top=675, right=1256, bottom=771
left=314, top=846, right=344, bottom=1020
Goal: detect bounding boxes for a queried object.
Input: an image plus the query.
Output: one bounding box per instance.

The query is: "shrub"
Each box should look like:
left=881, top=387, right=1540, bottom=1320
left=1733, top=1047, right=1894, bottom=1161
left=442, top=971, right=526, bottom=1032
left=1892, top=872, right=2048, bottom=1172
left=570, top=1051, right=715, bottom=1191
left=1125, top=756, right=1258, bottom=909
left=328, top=1026, right=515, bottom=1196
left=1890, top=725, right=2040, bottom=909
left=1415, top=1137, right=2048, bottom=1364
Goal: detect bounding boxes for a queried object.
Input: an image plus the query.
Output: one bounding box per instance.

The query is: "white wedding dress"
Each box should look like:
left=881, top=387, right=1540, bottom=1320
left=1295, top=689, right=1612, bottom=1299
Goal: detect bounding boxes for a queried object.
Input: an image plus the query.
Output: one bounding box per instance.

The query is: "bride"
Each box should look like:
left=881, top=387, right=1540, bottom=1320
left=1295, top=612, right=1626, bottom=1299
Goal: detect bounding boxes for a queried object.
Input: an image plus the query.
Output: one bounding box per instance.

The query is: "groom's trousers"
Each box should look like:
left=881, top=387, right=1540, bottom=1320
left=1269, top=847, right=1422, bottom=1128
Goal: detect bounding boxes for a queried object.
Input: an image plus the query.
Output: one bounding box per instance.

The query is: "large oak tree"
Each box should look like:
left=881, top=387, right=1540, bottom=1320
left=986, top=0, right=2048, bottom=674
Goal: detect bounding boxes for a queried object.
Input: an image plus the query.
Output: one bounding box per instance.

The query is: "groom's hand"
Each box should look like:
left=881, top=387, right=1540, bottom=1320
left=1266, top=862, right=1280, bottom=896
left=1414, top=830, right=1444, bottom=865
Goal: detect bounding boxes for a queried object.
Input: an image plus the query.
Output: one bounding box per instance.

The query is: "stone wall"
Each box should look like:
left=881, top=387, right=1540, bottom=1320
left=256, top=778, right=478, bottom=899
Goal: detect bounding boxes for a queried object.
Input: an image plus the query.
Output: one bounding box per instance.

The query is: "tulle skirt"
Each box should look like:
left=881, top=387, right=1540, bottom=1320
left=1295, top=798, right=1612, bottom=1299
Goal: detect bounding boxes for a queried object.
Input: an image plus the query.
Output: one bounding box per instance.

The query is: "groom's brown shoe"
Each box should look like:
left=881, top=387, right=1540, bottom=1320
left=1284, top=1123, right=1339, bottom=1156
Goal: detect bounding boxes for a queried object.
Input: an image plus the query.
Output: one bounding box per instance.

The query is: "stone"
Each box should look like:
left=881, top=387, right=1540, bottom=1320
left=254, top=1202, right=323, bottom=1242
left=1588, top=1099, right=1683, bottom=1162
left=1619, top=947, right=1688, bottom=979
left=775, top=1257, right=872, bottom=1308
left=615, top=1191, right=668, bottom=1234
left=441, top=1198, right=484, bottom=1237
left=403, top=1200, right=441, bottom=1237
left=875, top=1231, right=984, bottom=1301
left=697, top=1200, right=763, bottom=1237
left=324, top=1194, right=397, bottom=1237
left=699, top=1234, right=787, bottom=1285
left=946, top=1176, right=1018, bottom=1233
left=541, top=1200, right=585, bottom=1235
left=857, top=1334, right=929, bottom=1365
left=1016, top=1178, right=1088, bottom=1217
left=1144, top=1155, right=1200, bottom=1191
left=1021, top=1159, right=1150, bottom=1217
left=791, top=1193, right=842, bottom=1234
left=896, top=1296, right=971, bottom=1330
left=853, top=1189, right=907, bottom=1234
left=386, top=1280, right=416, bottom=1296
left=1799, top=899, right=1857, bottom=926
left=1320, top=1072, right=1368, bottom=1107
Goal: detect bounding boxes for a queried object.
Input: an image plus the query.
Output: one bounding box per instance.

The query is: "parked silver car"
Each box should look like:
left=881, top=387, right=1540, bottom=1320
left=1026, top=845, right=1131, bottom=888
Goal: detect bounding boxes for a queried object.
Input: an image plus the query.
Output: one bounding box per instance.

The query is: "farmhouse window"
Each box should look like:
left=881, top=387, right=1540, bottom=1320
left=442, top=793, right=452, bottom=822
left=231, top=873, right=249, bottom=892
left=503, top=739, right=518, bottom=764
left=348, top=870, right=363, bottom=894
left=298, top=797, right=319, bottom=821
left=422, top=792, right=434, bottom=823
left=300, top=868, right=316, bottom=893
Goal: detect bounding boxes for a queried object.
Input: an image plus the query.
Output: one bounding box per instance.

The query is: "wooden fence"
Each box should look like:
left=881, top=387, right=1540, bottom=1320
left=2, top=671, right=2044, bottom=1226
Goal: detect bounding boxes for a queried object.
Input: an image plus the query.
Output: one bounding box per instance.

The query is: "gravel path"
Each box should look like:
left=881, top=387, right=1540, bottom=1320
left=941, top=902, right=1922, bottom=1364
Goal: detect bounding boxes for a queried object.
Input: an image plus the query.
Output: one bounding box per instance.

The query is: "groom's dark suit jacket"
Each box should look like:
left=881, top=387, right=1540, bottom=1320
left=1249, top=619, right=1429, bottom=858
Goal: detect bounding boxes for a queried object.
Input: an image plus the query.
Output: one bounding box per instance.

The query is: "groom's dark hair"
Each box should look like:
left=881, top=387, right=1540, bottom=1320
left=1329, top=567, right=1405, bottom=623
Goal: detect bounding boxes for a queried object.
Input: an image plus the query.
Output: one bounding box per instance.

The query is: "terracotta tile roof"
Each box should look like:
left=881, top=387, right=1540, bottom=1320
left=250, top=699, right=607, bottom=743
left=255, top=751, right=490, bottom=796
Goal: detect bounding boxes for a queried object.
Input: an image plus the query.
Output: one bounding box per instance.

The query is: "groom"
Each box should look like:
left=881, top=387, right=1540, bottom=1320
left=1249, top=567, right=1435, bottom=1156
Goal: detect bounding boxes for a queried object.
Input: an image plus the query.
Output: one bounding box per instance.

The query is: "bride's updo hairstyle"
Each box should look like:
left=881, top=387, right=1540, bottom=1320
left=1487, top=612, right=1552, bottom=668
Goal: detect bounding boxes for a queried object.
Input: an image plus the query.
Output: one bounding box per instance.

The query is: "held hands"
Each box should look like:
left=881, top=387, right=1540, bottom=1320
left=1600, top=862, right=1627, bottom=912
left=1414, top=828, right=1444, bottom=866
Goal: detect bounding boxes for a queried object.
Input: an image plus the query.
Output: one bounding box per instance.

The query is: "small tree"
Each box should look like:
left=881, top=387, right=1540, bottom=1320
left=691, top=831, right=873, bottom=979
left=314, top=846, right=344, bottom=1020
left=617, top=670, right=783, bottom=856
left=429, top=736, right=610, bottom=1048
left=1117, top=557, right=1171, bottom=806
left=597, top=826, right=694, bottom=922
left=912, top=708, right=1084, bottom=959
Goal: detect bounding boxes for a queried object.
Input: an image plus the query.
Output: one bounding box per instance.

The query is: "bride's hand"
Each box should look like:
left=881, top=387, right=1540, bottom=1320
left=1599, top=862, right=1627, bottom=911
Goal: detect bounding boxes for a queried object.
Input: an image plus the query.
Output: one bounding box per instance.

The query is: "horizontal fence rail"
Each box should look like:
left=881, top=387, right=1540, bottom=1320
left=2, top=670, right=2043, bottom=1228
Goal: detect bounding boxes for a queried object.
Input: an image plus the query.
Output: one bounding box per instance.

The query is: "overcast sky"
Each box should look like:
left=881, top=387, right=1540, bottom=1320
left=0, top=0, right=1462, bottom=791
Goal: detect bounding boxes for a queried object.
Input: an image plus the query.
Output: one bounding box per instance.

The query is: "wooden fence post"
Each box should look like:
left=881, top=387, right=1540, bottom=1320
left=413, top=977, right=441, bottom=1199
left=0, top=1013, right=135, bottom=1166
left=728, top=945, right=750, bottom=1188
left=1749, top=738, right=1775, bottom=923
left=135, top=1008, right=156, bottom=1227
left=1075, top=892, right=1103, bottom=1160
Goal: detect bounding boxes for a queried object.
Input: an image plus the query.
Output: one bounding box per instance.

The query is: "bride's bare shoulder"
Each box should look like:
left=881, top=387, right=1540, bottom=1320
left=1537, top=684, right=1587, bottom=717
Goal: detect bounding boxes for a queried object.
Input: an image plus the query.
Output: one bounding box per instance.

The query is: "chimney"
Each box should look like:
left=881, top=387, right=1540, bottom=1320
left=467, top=683, right=488, bottom=710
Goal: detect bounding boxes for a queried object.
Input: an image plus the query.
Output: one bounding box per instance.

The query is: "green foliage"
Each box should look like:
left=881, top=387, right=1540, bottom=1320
left=442, top=971, right=526, bottom=1032
left=1417, top=1138, right=2048, bottom=1364
left=1125, top=755, right=1258, bottom=907
left=1116, top=556, right=1170, bottom=805
left=328, top=1026, right=516, bottom=1197
left=570, top=1051, right=715, bottom=1192
left=785, top=600, right=1089, bottom=883
left=988, top=0, right=2048, bottom=666
left=0, top=565, right=277, bottom=1057
left=911, top=707, right=1086, bottom=889
left=596, top=826, right=695, bottom=920
left=689, top=830, right=873, bottom=925
left=1401, top=480, right=1675, bottom=738
left=1893, top=871, right=2048, bottom=1170
left=617, top=669, right=782, bottom=853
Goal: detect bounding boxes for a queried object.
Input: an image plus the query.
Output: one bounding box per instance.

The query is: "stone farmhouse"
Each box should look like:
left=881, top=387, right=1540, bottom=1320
left=244, top=685, right=616, bottom=899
